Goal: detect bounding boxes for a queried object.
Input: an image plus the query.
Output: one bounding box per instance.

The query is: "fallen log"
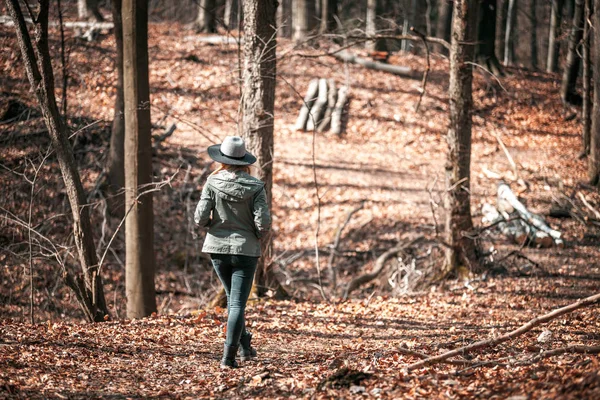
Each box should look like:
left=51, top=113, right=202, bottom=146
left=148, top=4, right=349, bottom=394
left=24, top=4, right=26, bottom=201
left=317, top=79, right=337, bottom=132
left=330, top=86, right=348, bottom=136
left=406, top=291, right=600, bottom=371
left=343, top=235, right=423, bottom=300
left=294, top=79, right=319, bottom=131
left=306, top=79, right=328, bottom=131
left=333, top=51, right=413, bottom=78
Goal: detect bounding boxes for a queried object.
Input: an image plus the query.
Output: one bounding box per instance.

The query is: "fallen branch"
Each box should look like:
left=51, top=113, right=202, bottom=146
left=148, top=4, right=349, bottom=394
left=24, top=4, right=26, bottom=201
left=330, top=86, right=348, bottom=136
left=317, top=78, right=337, bottom=132
left=343, top=235, right=424, bottom=300
left=397, top=346, right=472, bottom=367
left=306, top=78, right=328, bottom=131
left=332, top=51, right=413, bottom=78
left=516, top=344, right=600, bottom=365
left=577, top=191, right=600, bottom=220
left=294, top=79, right=319, bottom=131
left=406, top=291, right=600, bottom=371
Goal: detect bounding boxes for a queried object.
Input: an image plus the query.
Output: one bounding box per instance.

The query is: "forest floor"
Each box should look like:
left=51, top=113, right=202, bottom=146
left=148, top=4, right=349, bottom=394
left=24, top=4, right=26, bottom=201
left=1, top=18, right=600, bottom=399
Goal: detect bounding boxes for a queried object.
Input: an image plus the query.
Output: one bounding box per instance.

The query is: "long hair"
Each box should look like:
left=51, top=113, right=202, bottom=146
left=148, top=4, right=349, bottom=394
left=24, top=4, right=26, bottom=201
left=211, top=163, right=251, bottom=176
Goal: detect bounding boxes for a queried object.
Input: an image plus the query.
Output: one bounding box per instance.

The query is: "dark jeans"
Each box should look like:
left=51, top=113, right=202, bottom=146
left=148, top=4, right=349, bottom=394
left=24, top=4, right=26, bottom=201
left=210, top=254, right=258, bottom=347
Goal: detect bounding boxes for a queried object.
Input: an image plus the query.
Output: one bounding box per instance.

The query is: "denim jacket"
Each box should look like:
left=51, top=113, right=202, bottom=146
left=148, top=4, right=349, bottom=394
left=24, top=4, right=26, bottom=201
left=194, top=170, right=271, bottom=257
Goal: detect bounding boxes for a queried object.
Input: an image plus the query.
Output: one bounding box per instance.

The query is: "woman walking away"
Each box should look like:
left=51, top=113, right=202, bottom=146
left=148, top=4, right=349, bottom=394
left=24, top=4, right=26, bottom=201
left=194, top=136, right=271, bottom=369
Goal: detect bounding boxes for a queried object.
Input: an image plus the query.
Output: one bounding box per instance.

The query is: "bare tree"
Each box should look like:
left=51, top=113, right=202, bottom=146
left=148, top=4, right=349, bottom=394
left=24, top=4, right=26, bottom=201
left=444, top=0, right=480, bottom=275
left=293, top=0, right=316, bottom=42
left=106, top=0, right=125, bottom=217
left=5, top=0, right=109, bottom=322
left=590, top=0, right=600, bottom=184
left=436, top=0, right=453, bottom=53
left=194, top=0, right=218, bottom=33
left=477, top=0, right=503, bottom=75
left=561, top=0, right=584, bottom=105
left=78, top=0, right=104, bottom=21
left=319, top=0, right=337, bottom=33
left=530, top=0, right=538, bottom=69
left=277, top=0, right=292, bottom=37
left=503, top=0, right=516, bottom=65
left=547, top=0, right=565, bottom=73
left=241, top=0, right=287, bottom=297
left=365, top=0, right=387, bottom=51
left=582, top=0, right=592, bottom=155
left=122, top=0, right=157, bottom=318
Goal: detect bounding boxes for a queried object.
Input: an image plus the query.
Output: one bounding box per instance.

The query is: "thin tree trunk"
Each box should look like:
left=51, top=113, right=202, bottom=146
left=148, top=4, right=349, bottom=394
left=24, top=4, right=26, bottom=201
left=477, top=0, right=503, bottom=76
left=293, top=0, right=316, bottom=42
left=241, top=0, right=287, bottom=298
left=122, top=0, right=157, bottom=318
left=224, top=0, right=239, bottom=30
left=444, top=0, right=480, bottom=275
left=503, top=0, right=516, bottom=65
left=547, top=0, right=565, bottom=73
left=530, top=0, right=538, bottom=69
left=366, top=0, right=387, bottom=51
left=6, top=0, right=109, bottom=322
left=194, top=0, right=217, bottom=33
left=319, top=0, right=337, bottom=33
left=106, top=0, right=125, bottom=218
left=589, top=0, right=600, bottom=184
left=78, top=0, right=104, bottom=22
left=561, top=0, right=584, bottom=105
left=582, top=0, right=592, bottom=154
left=436, top=0, right=453, bottom=54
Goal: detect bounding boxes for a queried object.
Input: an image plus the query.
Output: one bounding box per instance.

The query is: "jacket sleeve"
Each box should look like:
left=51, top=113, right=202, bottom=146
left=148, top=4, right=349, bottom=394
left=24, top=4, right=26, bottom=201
left=194, top=184, right=213, bottom=228
left=253, top=187, right=271, bottom=238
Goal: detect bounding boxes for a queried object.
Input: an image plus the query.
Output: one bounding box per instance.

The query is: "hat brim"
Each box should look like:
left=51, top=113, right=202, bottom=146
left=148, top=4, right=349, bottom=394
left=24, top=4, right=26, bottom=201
left=207, top=144, right=257, bottom=166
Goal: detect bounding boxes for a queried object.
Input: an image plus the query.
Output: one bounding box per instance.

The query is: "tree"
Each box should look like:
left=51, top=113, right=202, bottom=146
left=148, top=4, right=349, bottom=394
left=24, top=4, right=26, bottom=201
left=477, top=0, right=503, bottom=75
left=503, top=0, right=516, bottom=66
left=293, top=0, right=316, bottom=42
left=194, top=0, right=218, bottom=33
left=78, top=0, right=104, bottom=21
left=106, top=0, right=125, bottom=217
left=436, top=0, right=453, bottom=54
left=444, top=0, right=480, bottom=275
left=224, top=0, right=240, bottom=30
left=547, top=0, right=565, bottom=73
left=529, top=0, right=538, bottom=69
left=365, top=0, right=387, bottom=52
left=590, top=0, right=600, bottom=184
left=6, top=0, right=109, bottom=322
left=319, top=0, right=338, bottom=33
left=241, top=0, right=287, bottom=298
left=560, top=0, right=584, bottom=105
left=122, top=0, right=157, bottom=318
left=582, top=0, right=592, bottom=155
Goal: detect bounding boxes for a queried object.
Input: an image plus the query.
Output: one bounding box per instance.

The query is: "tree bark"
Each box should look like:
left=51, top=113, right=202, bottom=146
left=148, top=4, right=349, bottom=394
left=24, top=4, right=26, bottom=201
left=293, top=0, right=316, bottom=43
left=6, top=0, right=108, bottom=322
left=547, top=0, right=565, bottom=73
left=530, top=0, right=538, bottom=69
left=589, top=0, right=600, bottom=184
left=78, top=0, right=104, bottom=22
left=561, top=0, right=584, bottom=105
left=194, top=0, right=217, bottom=33
left=106, top=0, right=125, bottom=218
left=477, top=0, right=503, bottom=76
left=241, top=0, right=287, bottom=298
left=122, top=0, right=157, bottom=318
left=319, top=0, right=337, bottom=33
left=503, top=0, right=516, bottom=65
left=444, top=0, right=480, bottom=274
left=436, top=0, right=453, bottom=54
left=582, top=0, right=592, bottom=154
left=365, top=0, right=387, bottom=51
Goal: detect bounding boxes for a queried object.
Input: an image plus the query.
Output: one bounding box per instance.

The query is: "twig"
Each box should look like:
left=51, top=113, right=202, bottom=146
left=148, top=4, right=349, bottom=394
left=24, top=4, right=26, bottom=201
left=516, top=345, right=600, bottom=365
left=406, top=291, right=600, bottom=371
left=397, top=346, right=472, bottom=366
left=412, top=27, right=430, bottom=112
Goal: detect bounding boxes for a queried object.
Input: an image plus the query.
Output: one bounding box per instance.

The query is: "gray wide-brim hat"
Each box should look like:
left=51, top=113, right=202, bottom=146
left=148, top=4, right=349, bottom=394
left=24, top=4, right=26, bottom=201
left=207, top=136, right=257, bottom=166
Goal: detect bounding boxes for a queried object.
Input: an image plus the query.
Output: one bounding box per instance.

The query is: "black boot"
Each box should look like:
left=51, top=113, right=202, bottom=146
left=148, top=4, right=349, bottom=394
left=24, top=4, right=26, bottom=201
left=238, top=331, right=257, bottom=362
left=220, top=344, right=239, bottom=369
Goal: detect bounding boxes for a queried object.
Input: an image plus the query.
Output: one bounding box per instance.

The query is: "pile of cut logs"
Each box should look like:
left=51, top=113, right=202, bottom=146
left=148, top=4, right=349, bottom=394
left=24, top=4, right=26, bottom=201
left=295, top=78, right=348, bottom=135
left=482, top=183, right=564, bottom=248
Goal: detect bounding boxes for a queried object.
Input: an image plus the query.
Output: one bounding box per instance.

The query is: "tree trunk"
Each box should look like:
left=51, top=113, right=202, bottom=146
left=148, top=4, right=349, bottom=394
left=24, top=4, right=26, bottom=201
left=477, top=0, right=503, bottom=76
left=503, top=0, right=516, bottom=65
left=444, top=0, right=480, bottom=275
left=78, top=0, right=104, bottom=22
left=530, top=0, right=538, bottom=69
left=547, top=0, right=565, bottom=73
left=561, top=0, right=584, bottom=105
left=195, top=0, right=217, bottom=33
left=277, top=0, right=292, bottom=37
left=365, top=0, right=387, bottom=51
left=293, top=0, right=316, bottom=42
left=224, top=0, right=239, bottom=30
left=582, top=0, right=592, bottom=154
left=436, top=0, right=453, bottom=54
left=241, top=0, right=287, bottom=298
left=319, top=0, right=337, bottom=33
left=122, top=0, right=157, bottom=319
left=589, top=0, right=600, bottom=184
left=106, top=0, right=125, bottom=218
left=6, top=0, right=109, bottom=322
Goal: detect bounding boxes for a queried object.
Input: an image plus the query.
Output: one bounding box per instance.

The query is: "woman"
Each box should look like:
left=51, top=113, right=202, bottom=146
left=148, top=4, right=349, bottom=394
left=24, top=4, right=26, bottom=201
left=194, top=136, right=271, bottom=369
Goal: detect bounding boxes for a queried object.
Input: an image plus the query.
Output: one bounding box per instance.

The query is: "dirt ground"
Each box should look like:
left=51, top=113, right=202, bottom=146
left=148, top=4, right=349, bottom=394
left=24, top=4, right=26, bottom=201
left=1, top=20, right=600, bottom=399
